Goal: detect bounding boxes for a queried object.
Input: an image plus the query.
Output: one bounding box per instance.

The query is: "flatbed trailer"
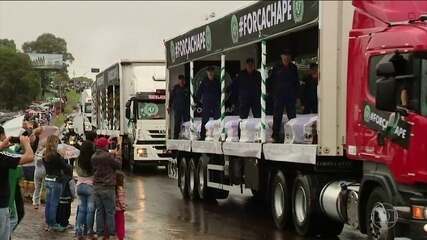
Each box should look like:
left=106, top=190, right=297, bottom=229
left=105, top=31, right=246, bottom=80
left=165, top=1, right=427, bottom=239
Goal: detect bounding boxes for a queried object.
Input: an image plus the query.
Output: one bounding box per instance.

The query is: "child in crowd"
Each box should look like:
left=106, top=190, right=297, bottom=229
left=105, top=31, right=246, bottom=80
left=56, top=168, right=76, bottom=228
left=115, top=172, right=126, bottom=240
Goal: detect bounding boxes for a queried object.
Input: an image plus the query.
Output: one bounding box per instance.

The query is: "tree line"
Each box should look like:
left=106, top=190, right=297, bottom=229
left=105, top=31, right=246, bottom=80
left=0, top=33, right=93, bottom=111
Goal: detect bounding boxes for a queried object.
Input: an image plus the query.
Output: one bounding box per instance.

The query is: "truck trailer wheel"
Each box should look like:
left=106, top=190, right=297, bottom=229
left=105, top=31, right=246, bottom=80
left=292, top=174, right=316, bottom=236
left=271, top=170, right=291, bottom=229
left=366, top=187, right=395, bottom=240
left=178, top=157, right=189, bottom=199
left=122, top=139, right=131, bottom=170
left=188, top=158, right=199, bottom=200
left=292, top=174, right=344, bottom=237
left=129, top=161, right=136, bottom=173
left=197, top=155, right=212, bottom=200
left=129, top=147, right=137, bottom=173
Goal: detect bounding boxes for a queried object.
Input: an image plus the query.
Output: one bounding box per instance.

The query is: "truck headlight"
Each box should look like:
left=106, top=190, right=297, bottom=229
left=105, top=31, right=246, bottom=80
left=136, top=148, right=147, bottom=157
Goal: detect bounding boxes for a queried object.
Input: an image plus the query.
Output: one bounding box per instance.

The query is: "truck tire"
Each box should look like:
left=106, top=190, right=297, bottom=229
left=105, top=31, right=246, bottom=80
left=129, top=147, right=136, bottom=173
left=197, top=156, right=212, bottom=200
left=168, top=158, right=178, bottom=179
left=292, top=174, right=344, bottom=237
left=271, top=170, right=291, bottom=229
left=167, top=160, right=173, bottom=178
left=366, top=187, right=395, bottom=240
left=178, top=157, right=189, bottom=199
left=188, top=158, right=199, bottom=200
left=122, top=139, right=130, bottom=170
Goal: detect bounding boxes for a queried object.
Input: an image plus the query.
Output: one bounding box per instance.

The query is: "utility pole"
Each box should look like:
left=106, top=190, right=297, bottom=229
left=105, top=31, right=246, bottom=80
left=59, top=73, right=63, bottom=113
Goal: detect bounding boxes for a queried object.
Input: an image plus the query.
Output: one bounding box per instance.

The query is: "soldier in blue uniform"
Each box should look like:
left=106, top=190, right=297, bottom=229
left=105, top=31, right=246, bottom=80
left=196, top=66, right=221, bottom=140
left=233, top=58, right=262, bottom=119
left=301, top=63, right=318, bottom=114
left=169, top=74, right=190, bottom=139
left=272, top=51, right=300, bottom=143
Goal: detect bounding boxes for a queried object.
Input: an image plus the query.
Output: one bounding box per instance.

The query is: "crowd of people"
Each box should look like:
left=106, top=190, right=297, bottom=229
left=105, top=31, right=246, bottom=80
left=0, top=115, right=127, bottom=240
left=169, top=51, right=319, bottom=142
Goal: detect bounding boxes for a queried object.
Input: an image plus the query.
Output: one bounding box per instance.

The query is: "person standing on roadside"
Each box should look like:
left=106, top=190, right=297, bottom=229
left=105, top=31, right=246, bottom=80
left=56, top=167, right=76, bottom=229
left=114, top=172, right=126, bottom=240
left=32, top=127, right=45, bottom=209
left=20, top=120, right=35, bottom=199
left=92, top=137, right=121, bottom=239
left=75, top=131, right=97, bottom=240
left=43, top=135, right=71, bottom=232
left=20, top=120, right=32, bottom=136
left=0, top=126, right=34, bottom=240
left=8, top=161, right=23, bottom=234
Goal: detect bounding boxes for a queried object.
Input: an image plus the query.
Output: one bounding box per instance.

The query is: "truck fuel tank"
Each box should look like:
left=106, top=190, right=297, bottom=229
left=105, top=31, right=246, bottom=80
left=319, top=181, right=360, bottom=229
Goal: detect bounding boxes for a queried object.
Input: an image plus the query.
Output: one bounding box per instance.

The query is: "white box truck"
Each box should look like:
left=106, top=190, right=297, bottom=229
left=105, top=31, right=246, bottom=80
left=92, top=60, right=172, bottom=170
left=80, top=88, right=93, bottom=133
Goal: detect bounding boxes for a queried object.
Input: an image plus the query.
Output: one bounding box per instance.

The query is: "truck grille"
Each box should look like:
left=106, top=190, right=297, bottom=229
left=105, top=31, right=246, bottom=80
left=157, top=153, right=172, bottom=158
left=148, top=130, right=166, bottom=139
left=154, top=145, right=167, bottom=150
left=136, top=140, right=165, bottom=145
left=149, top=130, right=166, bottom=134
left=150, top=134, right=165, bottom=139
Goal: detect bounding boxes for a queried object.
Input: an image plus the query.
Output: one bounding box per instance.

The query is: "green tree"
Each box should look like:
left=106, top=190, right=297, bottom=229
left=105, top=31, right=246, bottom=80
left=0, top=39, right=16, bottom=50
left=22, top=33, right=74, bottom=63
left=19, top=71, right=42, bottom=107
left=0, top=47, right=41, bottom=110
left=70, top=76, right=93, bottom=91
left=52, top=72, right=69, bottom=88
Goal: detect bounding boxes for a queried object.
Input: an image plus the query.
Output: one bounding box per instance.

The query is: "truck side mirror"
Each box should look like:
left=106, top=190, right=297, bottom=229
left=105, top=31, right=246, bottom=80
left=375, top=63, right=396, bottom=112
left=376, top=62, right=395, bottom=77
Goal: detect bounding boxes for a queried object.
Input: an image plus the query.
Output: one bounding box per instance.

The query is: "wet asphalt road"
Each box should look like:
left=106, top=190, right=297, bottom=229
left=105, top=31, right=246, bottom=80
left=14, top=167, right=366, bottom=240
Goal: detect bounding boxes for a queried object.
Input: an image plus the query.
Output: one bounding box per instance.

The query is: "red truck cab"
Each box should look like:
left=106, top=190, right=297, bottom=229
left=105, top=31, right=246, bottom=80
left=347, top=1, right=427, bottom=237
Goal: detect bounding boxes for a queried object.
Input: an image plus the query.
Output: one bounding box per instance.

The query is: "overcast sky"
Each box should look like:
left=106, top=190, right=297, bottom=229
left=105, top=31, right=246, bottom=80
left=0, top=1, right=249, bottom=80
